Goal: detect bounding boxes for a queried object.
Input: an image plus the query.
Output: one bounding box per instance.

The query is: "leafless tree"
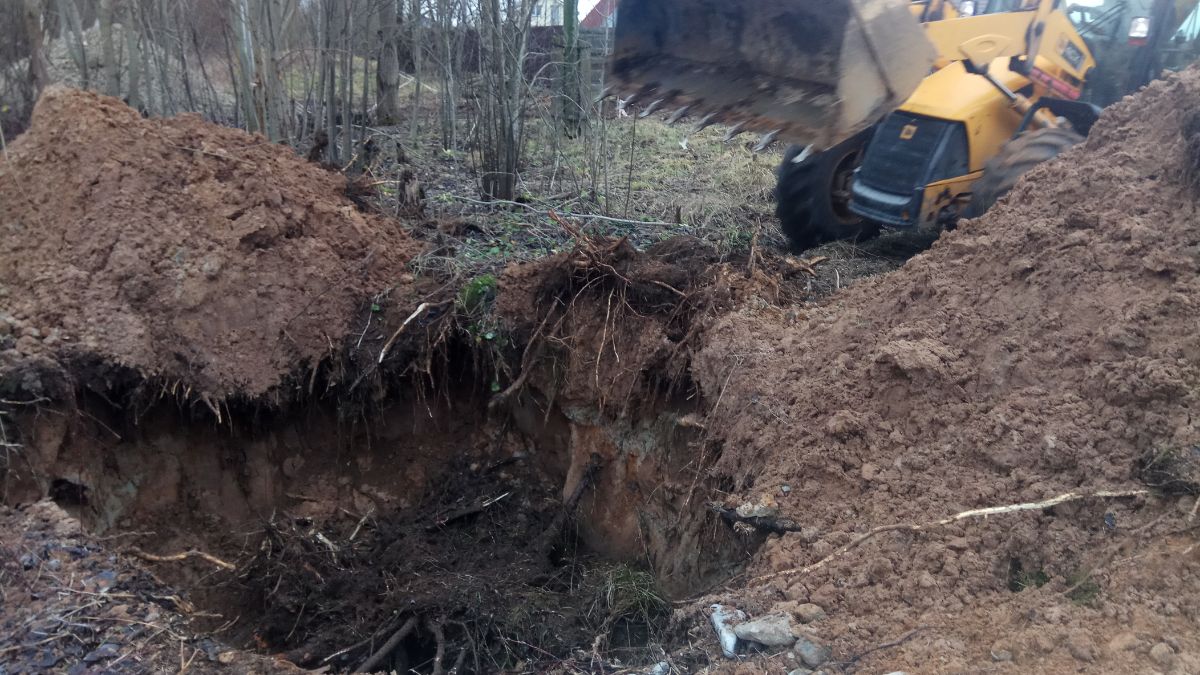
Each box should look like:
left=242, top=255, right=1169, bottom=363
left=22, top=0, right=51, bottom=99
left=475, top=0, right=537, bottom=200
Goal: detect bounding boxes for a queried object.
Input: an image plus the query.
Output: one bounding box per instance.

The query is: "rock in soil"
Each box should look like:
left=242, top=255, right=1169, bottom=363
left=792, top=633, right=833, bottom=668
left=733, top=612, right=798, bottom=647
left=1150, top=642, right=1177, bottom=669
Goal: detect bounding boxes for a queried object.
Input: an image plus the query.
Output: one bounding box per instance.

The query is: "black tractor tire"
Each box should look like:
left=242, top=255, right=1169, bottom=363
left=965, top=127, right=1084, bottom=219
left=774, top=128, right=879, bottom=252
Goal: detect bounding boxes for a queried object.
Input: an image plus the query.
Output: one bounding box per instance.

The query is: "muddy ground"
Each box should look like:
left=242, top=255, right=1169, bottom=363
left=2, top=69, right=1200, bottom=675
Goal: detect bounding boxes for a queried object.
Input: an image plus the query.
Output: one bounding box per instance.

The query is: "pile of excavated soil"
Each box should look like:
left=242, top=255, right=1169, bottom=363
left=694, top=69, right=1200, bottom=671
left=0, top=87, right=421, bottom=399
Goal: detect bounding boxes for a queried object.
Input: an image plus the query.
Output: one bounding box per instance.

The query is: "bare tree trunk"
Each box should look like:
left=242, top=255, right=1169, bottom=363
left=322, top=0, right=338, bottom=162
left=340, top=0, right=353, bottom=161
left=375, top=0, right=401, bottom=124
left=476, top=0, right=535, bottom=200
left=230, top=0, right=259, bottom=131
left=407, top=0, right=423, bottom=149
left=559, top=0, right=581, bottom=135
left=360, top=8, right=371, bottom=128
left=23, top=0, right=51, bottom=99
left=99, top=0, right=119, bottom=96
left=56, top=0, right=89, bottom=89
left=123, top=0, right=143, bottom=110
left=174, top=1, right=197, bottom=111
left=435, top=0, right=457, bottom=150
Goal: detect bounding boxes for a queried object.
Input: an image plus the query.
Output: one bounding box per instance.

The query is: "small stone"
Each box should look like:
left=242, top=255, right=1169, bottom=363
left=781, top=484, right=792, bottom=494
left=19, top=552, right=37, bottom=569
left=867, top=558, right=894, bottom=583
left=917, top=571, right=936, bottom=588
left=787, top=670, right=813, bottom=675
left=83, top=643, right=121, bottom=663
left=733, top=613, right=796, bottom=648
left=794, top=603, right=826, bottom=623
left=735, top=494, right=779, bottom=519
left=1150, top=642, right=1176, bottom=669
left=1032, top=633, right=1057, bottom=654
left=991, top=649, right=1013, bottom=662
left=1108, top=632, right=1142, bottom=653
left=793, top=633, right=832, bottom=668
left=1067, top=636, right=1099, bottom=663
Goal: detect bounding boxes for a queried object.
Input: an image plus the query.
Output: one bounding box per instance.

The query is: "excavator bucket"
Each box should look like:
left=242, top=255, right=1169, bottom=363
left=607, top=0, right=937, bottom=149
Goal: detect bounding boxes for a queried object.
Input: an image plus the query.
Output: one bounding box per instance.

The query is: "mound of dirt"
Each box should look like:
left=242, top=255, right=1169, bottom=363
left=693, top=69, right=1200, bottom=670
left=0, top=87, right=421, bottom=399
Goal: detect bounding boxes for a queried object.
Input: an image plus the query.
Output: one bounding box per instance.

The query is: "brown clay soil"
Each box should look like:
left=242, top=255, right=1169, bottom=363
left=690, top=69, right=1200, bottom=672
left=0, top=87, right=422, bottom=400
left=3, top=66, right=1200, bottom=675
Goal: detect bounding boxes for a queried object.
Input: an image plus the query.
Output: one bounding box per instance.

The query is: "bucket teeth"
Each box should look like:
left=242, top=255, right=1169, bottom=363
left=666, top=106, right=691, bottom=125
left=639, top=98, right=666, bottom=118
left=753, top=129, right=781, bottom=153
left=722, top=122, right=747, bottom=143
left=691, top=112, right=717, bottom=134
left=790, top=144, right=814, bottom=164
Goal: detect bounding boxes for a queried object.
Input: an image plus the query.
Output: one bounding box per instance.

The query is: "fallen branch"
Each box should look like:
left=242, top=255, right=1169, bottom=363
left=378, top=302, right=431, bottom=364
left=322, top=616, right=403, bottom=665
left=354, top=615, right=419, bottom=673
left=842, top=627, right=927, bottom=673
left=128, top=546, right=235, bottom=571
left=426, top=492, right=512, bottom=531
left=448, top=194, right=681, bottom=228
left=753, top=489, right=1148, bottom=583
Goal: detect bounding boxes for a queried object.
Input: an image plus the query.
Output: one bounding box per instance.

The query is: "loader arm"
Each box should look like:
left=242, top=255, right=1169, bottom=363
left=920, top=5, right=1095, bottom=99
left=607, top=0, right=1097, bottom=148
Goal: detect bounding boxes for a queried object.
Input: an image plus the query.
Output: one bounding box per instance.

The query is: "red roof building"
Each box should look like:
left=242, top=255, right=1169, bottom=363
left=581, top=0, right=617, bottom=28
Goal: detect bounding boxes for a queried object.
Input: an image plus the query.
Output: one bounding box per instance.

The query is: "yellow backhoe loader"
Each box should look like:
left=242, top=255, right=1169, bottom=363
left=608, top=0, right=1200, bottom=250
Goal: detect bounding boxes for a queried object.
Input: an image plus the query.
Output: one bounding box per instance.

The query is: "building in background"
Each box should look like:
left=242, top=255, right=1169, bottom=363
left=531, top=0, right=614, bottom=27
left=581, top=0, right=617, bottom=28
left=530, top=1, right=565, bottom=27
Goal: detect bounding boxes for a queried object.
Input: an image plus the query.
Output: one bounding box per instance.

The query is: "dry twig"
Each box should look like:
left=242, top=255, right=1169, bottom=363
left=128, top=547, right=235, bottom=571
left=378, top=302, right=432, bottom=363
left=754, top=489, right=1148, bottom=583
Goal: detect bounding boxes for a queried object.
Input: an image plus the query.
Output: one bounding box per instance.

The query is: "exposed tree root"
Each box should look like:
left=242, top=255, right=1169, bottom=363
left=354, top=615, right=418, bottom=673
left=127, top=546, right=235, bottom=571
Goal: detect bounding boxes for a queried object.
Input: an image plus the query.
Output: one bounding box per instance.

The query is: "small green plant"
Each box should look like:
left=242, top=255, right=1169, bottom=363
left=1066, top=571, right=1102, bottom=606
left=1007, top=559, right=1050, bottom=592
left=457, top=274, right=498, bottom=315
